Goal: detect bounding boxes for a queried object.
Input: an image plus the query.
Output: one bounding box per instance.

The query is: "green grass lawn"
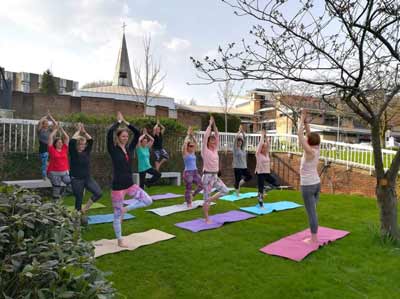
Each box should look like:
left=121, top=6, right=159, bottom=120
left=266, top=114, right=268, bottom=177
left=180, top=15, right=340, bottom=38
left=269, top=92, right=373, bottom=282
left=64, top=186, right=400, bottom=299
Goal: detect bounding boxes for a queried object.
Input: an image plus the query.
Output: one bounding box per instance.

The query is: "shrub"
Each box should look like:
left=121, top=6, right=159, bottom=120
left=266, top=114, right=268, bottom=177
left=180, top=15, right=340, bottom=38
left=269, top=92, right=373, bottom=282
left=0, top=187, right=115, bottom=298
left=58, top=113, right=187, bottom=135
left=201, top=113, right=241, bottom=132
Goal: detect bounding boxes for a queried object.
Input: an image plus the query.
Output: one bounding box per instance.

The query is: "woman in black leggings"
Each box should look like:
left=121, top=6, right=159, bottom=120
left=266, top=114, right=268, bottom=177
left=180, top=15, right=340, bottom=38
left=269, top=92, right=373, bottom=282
left=69, top=122, right=102, bottom=212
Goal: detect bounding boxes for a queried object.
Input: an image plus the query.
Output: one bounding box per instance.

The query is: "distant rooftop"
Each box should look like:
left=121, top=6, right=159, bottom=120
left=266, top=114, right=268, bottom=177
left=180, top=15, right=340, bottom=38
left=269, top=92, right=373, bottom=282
left=79, top=85, right=168, bottom=98
left=177, top=103, right=253, bottom=116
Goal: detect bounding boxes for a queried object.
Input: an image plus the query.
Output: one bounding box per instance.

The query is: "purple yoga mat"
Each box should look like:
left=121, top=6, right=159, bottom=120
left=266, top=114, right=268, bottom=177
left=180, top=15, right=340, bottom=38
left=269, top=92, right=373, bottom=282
left=124, top=193, right=183, bottom=205
left=260, top=226, right=350, bottom=261
left=175, top=210, right=256, bottom=232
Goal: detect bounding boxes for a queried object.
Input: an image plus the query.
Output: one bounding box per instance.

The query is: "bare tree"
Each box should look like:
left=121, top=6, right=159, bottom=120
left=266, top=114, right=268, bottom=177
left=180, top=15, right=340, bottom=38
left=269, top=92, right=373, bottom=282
left=132, top=35, right=166, bottom=116
left=189, top=98, right=197, bottom=105
left=217, top=80, right=244, bottom=133
left=191, top=0, right=400, bottom=239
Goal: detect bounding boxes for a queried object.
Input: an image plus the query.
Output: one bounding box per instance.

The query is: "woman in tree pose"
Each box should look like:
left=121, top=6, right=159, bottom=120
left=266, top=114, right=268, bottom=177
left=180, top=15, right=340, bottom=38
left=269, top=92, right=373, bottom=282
left=298, top=109, right=321, bottom=244
left=47, top=120, right=71, bottom=199
left=108, top=112, right=152, bottom=247
left=201, top=116, right=229, bottom=223
left=136, top=128, right=161, bottom=189
left=153, top=118, right=169, bottom=171
left=37, top=111, right=56, bottom=180
left=233, top=125, right=252, bottom=196
left=69, top=122, right=102, bottom=212
left=182, top=126, right=203, bottom=208
left=255, top=128, right=278, bottom=207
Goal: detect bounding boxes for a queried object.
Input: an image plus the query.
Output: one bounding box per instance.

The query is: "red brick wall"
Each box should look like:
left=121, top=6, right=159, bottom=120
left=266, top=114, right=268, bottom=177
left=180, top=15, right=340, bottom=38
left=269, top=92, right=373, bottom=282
left=156, top=106, right=169, bottom=118
left=12, top=92, right=200, bottom=126
left=272, top=153, right=377, bottom=197
left=33, top=94, right=72, bottom=117
left=177, top=109, right=202, bottom=128
left=81, top=97, right=115, bottom=116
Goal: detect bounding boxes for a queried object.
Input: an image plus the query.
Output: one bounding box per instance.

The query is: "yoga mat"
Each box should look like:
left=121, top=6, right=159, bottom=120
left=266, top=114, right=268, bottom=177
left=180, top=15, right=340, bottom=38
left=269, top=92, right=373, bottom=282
left=94, top=229, right=176, bottom=257
left=124, top=193, right=183, bottom=205
left=88, top=213, right=135, bottom=225
left=175, top=210, right=256, bottom=232
left=66, top=202, right=106, bottom=212
left=199, top=187, right=234, bottom=194
left=151, top=193, right=183, bottom=201
left=220, top=192, right=258, bottom=202
left=146, top=200, right=215, bottom=216
left=240, top=201, right=302, bottom=215
left=260, top=226, right=350, bottom=261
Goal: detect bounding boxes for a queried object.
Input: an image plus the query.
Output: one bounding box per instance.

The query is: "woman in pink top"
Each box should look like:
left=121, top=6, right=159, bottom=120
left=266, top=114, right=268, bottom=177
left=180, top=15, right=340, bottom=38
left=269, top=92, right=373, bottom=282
left=201, top=116, right=229, bottom=223
left=255, top=128, right=278, bottom=207
left=298, top=109, right=321, bottom=244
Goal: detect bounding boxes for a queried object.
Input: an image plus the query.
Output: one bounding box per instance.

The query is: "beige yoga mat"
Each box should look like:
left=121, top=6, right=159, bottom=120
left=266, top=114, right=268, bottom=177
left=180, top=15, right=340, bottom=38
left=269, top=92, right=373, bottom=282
left=93, top=229, right=175, bottom=258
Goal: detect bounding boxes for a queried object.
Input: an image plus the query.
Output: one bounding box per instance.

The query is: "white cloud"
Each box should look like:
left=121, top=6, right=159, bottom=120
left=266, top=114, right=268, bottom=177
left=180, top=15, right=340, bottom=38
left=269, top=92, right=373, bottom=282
left=164, top=38, right=191, bottom=51
left=0, top=0, right=220, bottom=105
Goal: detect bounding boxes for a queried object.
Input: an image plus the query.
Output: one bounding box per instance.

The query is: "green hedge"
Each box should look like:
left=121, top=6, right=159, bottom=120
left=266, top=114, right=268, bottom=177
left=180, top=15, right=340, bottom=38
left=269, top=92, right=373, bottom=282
left=58, top=113, right=187, bottom=135
left=201, top=113, right=241, bottom=132
left=0, top=187, right=115, bottom=298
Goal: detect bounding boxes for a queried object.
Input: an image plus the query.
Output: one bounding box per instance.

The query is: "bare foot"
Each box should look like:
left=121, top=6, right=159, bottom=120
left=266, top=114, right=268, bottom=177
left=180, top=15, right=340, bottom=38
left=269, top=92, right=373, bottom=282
left=205, top=219, right=212, bottom=224
left=118, top=239, right=129, bottom=248
left=303, top=237, right=318, bottom=244
left=187, top=203, right=193, bottom=208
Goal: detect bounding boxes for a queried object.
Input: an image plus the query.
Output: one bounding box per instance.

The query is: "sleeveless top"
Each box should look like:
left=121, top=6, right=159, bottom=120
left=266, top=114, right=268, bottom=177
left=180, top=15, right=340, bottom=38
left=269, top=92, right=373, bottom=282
left=184, top=153, right=197, bottom=171
left=136, top=146, right=151, bottom=172
left=300, top=147, right=320, bottom=186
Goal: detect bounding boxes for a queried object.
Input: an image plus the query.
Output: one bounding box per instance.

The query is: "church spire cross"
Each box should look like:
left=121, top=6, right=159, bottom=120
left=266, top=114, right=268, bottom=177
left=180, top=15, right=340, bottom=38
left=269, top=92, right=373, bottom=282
left=122, top=22, right=127, bottom=34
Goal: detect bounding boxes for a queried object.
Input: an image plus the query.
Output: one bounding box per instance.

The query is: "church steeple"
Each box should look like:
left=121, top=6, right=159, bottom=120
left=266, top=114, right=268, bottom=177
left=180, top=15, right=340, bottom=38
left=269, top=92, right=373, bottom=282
left=112, top=24, right=133, bottom=87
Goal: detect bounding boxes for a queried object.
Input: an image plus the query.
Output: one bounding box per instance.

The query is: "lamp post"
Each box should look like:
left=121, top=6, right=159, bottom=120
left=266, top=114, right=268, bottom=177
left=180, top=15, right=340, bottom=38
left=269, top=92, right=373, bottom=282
left=337, top=115, right=340, bottom=142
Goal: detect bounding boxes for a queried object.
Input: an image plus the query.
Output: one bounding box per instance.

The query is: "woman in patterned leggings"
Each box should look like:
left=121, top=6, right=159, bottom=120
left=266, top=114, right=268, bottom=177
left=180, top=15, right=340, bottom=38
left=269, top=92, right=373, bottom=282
left=182, top=126, right=203, bottom=208
left=107, top=111, right=152, bottom=247
left=201, top=116, right=229, bottom=224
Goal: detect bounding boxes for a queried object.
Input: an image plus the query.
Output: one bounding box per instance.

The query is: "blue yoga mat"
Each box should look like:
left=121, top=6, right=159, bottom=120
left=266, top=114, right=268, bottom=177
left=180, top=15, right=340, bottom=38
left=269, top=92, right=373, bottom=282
left=240, top=201, right=302, bottom=215
left=88, top=213, right=135, bottom=225
left=220, top=192, right=258, bottom=202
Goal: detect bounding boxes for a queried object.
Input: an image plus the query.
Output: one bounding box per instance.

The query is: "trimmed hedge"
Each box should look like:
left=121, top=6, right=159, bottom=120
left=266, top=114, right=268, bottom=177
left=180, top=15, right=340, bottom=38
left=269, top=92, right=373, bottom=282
left=58, top=113, right=188, bottom=135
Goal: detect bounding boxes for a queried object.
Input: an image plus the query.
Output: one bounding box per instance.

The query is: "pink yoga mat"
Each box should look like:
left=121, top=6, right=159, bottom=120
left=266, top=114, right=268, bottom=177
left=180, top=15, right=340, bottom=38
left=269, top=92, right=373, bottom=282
left=260, top=227, right=350, bottom=261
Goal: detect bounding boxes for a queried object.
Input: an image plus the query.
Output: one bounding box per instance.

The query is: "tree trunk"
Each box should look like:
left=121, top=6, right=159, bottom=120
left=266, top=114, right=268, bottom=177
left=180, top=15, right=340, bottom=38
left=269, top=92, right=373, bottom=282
left=371, top=122, right=400, bottom=239
left=376, top=181, right=399, bottom=238
left=225, top=113, right=228, bottom=134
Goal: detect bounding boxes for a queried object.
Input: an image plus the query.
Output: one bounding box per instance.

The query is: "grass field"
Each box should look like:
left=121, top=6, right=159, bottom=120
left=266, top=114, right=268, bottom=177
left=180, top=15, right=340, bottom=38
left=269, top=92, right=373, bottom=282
left=64, top=186, right=400, bottom=299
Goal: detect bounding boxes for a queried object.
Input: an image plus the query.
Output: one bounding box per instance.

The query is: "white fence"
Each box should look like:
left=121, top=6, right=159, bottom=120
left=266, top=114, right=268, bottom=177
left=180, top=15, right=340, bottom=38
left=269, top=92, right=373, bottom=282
left=0, top=118, right=396, bottom=173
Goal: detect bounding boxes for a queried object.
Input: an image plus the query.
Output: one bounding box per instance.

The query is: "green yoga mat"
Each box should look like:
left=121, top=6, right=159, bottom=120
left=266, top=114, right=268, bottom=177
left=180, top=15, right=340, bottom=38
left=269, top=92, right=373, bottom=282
left=66, top=202, right=106, bottom=211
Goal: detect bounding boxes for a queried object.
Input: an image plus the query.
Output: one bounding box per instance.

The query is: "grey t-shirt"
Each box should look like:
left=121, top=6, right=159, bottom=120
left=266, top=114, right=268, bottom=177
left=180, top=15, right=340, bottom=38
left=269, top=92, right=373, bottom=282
left=232, top=135, right=247, bottom=169
left=38, top=128, right=50, bottom=153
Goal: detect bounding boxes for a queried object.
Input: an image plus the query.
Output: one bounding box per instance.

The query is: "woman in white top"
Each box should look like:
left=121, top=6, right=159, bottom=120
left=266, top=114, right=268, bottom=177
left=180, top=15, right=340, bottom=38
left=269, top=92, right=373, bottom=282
left=298, top=109, right=321, bottom=244
left=255, top=128, right=278, bottom=207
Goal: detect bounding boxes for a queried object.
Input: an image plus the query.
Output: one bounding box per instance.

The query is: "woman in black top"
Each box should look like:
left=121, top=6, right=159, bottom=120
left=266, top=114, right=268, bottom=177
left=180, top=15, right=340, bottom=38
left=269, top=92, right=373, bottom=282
left=69, top=123, right=102, bottom=212
left=153, top=118, right=169, bottom=171
left=108, top=112, right=152, bottom=247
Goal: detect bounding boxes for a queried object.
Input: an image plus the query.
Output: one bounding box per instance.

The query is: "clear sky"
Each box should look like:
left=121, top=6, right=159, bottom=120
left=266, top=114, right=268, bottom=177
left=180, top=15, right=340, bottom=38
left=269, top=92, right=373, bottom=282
left=0, top=0, right=260, bottom=105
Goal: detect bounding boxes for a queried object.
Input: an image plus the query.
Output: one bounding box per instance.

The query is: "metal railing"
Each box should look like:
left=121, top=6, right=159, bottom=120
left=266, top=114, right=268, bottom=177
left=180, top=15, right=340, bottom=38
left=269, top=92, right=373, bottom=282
left=0, top=117, right=397, bottom=173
